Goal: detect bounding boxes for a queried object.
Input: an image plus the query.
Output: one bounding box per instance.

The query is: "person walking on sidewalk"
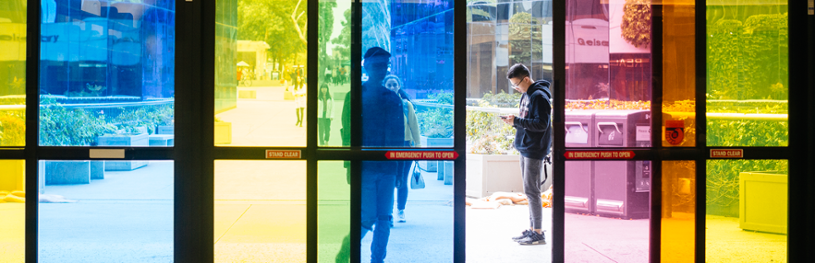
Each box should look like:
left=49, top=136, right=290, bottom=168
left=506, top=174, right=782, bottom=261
left=501, top=63, right=552, bottom=245
left=383, top=74, right=421, bottom=224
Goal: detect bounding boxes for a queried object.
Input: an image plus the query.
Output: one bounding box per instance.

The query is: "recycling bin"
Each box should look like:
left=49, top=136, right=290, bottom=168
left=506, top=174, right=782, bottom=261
left=592, top=110, right=651, bottom=219
left=564, top=110, right=599, bottom=214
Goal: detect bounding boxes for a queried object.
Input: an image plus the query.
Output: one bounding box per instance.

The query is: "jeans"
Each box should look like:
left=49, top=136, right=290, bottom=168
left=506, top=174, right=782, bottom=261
left=318, top=118, right=331, bottom=145
left=395, top=141, right=411, bottom=210
left=520, top=156, right=545, bottom=229
left=361, top=162, right=396, bottom=263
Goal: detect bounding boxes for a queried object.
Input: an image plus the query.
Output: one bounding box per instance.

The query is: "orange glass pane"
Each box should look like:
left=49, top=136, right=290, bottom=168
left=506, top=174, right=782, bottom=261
left=661, top=0, right=696, bottom=147
left=0, top=160, right=24, bottom=262
left=661, top=160, right=695, bottom=262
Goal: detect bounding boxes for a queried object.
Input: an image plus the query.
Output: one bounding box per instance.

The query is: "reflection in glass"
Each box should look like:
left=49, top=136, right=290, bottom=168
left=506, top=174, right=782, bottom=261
left=39, top=1, right=176, bottom=147
left=214, top=161, right=306, bottom=262
left=319, top=161, right=350, bottom=262
left=215, top=0, right=308, bottom=146
left=0, top=0, right=26, bottom=146
left=706, top=159, right=787, bottom=262
left=0, top=160, right=24, bottom=262
left=360, top=161, right=453, bottom=262
left=705, top=1, right=788, bottom=147
left=661, top=0, right=696, bottom=147
left=359, top=0, right=454, bottom=148
left=662, top=161, right=695, bottom=263
left=319, top=0, right=351, bottom=147
left=38, top=160, right=173, bottom=261
left=565, top=160, right=649, bottom=262
left=564, top=0, right=652, bottom=148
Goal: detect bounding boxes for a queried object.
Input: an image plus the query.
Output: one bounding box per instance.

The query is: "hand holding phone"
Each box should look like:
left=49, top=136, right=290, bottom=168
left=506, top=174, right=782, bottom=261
left=499, top=116, right=508, bottom=119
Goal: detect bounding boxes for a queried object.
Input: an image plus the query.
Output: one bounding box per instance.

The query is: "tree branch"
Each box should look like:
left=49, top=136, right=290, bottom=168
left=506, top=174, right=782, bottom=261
left=291, top=0, right=307, bottom=44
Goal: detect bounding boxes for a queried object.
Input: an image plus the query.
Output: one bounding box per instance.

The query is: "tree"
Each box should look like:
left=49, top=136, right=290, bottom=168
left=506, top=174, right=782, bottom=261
left=318, top=0, right=336, bottom=79
left=237, top=0, right=307, bottom=68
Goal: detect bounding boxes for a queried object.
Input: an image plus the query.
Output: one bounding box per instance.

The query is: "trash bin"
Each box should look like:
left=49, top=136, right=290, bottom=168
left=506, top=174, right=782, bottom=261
left=564, top=110, right=599, bottom=214
left=592, top=110, right=651, bottom=219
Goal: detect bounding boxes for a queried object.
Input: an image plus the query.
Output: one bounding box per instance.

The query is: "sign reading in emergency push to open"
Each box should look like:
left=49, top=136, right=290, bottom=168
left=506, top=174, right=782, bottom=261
left=710, top=149, right=743, bottom=158
left=386, top=151, right=459, bottom=160
left=266, top=150, right=301, bottom=159
left=564, top=150, right=636, bottom=160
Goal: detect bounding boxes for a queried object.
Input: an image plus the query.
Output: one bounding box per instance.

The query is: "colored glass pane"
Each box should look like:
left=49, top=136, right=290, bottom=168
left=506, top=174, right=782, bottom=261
left=705, top=0, right=788, bottom=147
left=565, top=0, right=653, bottom=148
left=661, top=0, right=696, bottom=147
left=565, top=160, right=650, bottom=262
left=705, top=159, right=787, bottom=262
left=214, top=0, right=308, bottom=147
left=214, top=160, right=306, bottom=262
left=319, top=161, right=350, bottom=262
left=38, top=160, right=174, bottom=261
left=360, top=160, right=453, bottom=262
left=360, top=0, right=454, bottom=148
left=318, top=0, right=351, bottom=147
left=39, top=1, right=176, bottom=147
left=0, top=0, right=26, bottom=146
left=661, top=160, right=695, bottom=263
left=0, top=160, right=24, bottom=262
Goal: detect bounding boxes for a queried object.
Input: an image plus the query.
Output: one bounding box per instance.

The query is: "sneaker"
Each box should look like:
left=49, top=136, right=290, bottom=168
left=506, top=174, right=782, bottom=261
left=397, top=210, right=406, bottom=223
left=517, top=231, right=546, bottom=245
left=512, top=230, right=532, bottom=242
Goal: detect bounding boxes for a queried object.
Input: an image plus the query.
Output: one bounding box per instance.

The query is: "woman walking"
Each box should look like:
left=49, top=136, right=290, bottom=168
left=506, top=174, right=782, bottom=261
left=318, top=83, right=334, bottom=145
left=383, top=75, right=421, bottom=223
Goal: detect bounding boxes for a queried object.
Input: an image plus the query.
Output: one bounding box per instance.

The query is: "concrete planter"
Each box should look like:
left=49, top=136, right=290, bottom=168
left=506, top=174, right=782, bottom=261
left=91, top=161, right=105, bottom=179
left=466, top=154, right=524, bottom=198
left=157, top=125, right=174, bottom=135
left=149, top=135, right=175, bottom=146
left=98, top=133, right=149, bottom=171
left=215, top=122, right=232, bottom=144
left=739, top=171, right=787, bottom=234
left=44, top=161, right=91, bottom=185
left=420, top=136, right=454, bottom=181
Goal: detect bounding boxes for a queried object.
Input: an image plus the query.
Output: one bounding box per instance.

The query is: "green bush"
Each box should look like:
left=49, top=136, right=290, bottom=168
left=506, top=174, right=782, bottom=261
left=418, top=92, right=454, bottom=138
left=706, top=159, right=787, bottom=216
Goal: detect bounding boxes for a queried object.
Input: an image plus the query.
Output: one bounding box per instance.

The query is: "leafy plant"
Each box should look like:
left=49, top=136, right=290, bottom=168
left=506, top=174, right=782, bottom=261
left=418, top=92, right=453, bottom=138
left=466, top=100, right=517, bottom=155
left=621, top=0, right=651, bottom=48
left=706, top=159, right=787, bottom=217
left=0, top=110, right=25, bottom=146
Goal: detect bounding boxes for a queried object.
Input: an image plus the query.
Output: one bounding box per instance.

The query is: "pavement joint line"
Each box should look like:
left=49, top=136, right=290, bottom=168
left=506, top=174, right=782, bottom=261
left=215, top=204, right=253, bottom=245
left=582, top=242, right=619, bottom=263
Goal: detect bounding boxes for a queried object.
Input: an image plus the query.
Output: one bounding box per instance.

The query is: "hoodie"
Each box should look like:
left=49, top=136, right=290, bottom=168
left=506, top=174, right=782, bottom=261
left=513, top=80, right=553, bottom=160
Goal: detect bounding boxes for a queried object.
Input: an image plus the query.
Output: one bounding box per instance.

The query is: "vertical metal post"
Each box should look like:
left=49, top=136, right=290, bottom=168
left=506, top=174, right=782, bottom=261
left=552, top=0, right=567, bottom=261
left=454, top=0, right=468, bottom=261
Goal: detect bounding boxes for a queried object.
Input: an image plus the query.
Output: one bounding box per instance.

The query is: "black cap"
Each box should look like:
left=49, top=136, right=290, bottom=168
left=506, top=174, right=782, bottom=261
left=363, top=47, right=391, bottom=60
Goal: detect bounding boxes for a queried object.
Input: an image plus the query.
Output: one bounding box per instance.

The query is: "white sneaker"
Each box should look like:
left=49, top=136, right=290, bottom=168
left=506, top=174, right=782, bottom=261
left=397, top=210, right=406, bottom=223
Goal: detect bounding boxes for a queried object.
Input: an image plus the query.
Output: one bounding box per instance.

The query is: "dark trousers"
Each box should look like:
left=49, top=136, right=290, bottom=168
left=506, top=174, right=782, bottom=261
left=395, top=141, right=412, bottom=210
left=318, top=118, right=331, bottom=145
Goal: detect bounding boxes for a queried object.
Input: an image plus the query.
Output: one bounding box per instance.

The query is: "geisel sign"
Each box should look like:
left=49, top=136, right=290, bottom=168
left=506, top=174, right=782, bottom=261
left=710, top=149, right=743, bottom=158
left=386, top=151, right=459, bottom=160
left=564, top=150, right=635, bottom=160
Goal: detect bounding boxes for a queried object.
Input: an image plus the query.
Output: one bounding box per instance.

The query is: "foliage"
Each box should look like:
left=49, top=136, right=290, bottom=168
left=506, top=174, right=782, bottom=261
left=67, top=84, right=107, bottom=97
left=330, top=9, right=351, bottom=64
left=707, top=159, right=787, bottom=214
left=621, top=0, right=651, bottom=48
left=417, top=92, right=453, bottom=138
left=0, top=110, right=25, bottom=146
left=237, top=0, right=308, bottom=66
left=466, top=100, right=517, bottom=155
left=565, top=99, right=650, bottom=110
left=481, top=90, right=521, bottom=108
left=707, top=119, right=787, bottom=147
left=508, top=12, right=542, bottom=64
left=318, top=0, right=336, bottom=78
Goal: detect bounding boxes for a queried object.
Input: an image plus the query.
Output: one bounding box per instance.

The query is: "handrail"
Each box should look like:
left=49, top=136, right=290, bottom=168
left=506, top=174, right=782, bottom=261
left=40, top=99, right=174, bottom=109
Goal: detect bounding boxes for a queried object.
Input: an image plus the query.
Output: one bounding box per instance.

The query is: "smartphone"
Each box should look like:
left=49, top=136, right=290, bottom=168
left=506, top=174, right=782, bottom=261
left=499, top=116, right=508, bottom=119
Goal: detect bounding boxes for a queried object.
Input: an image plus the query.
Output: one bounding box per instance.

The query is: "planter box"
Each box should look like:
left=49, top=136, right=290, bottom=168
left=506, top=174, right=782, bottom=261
left=44, top=161, right=91, bottom=185
left=90, top=161, right=105, bottom=179
left=149, top=135, right=175, bottom=146
left=98, top=133, right=149, bottom=171
left=420, top=136, right=454, bottom=179
left=157, top=125, right=174, bottom=135
left=215, top=122, right=232, bottom=144
left=466, top=154, right=524, bottom=198
left=740, top=171, right=787, bottom=234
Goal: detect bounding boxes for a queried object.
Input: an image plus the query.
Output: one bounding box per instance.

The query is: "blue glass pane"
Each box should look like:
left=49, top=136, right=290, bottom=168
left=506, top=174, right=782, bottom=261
left=358, top=0, right=454, bottom=148
left=360, top=161, right=453, bottom=262
left=39, top=0, right=175, bottom=147
left=38, top=160, right=173, bottom=261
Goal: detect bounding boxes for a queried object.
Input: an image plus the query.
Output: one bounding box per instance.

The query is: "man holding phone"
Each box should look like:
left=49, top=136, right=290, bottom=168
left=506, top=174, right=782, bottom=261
left=500, top=63, right=552, bottom=245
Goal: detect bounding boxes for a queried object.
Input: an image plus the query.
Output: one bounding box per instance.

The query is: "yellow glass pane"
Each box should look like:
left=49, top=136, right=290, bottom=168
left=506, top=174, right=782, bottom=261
left=0, top=0, right=26, bottom=147
left=661, top=160, right=695, bottom=262
left=706, top=159, right=787, bottom=262
left=0, top=160, right=24, bottom=262
left=215, top=0, right=308, bottom=147
left=661, top=0, right=696, bottom=147
left=705, top=1, right=788, bottom=147
left=214, top=160, right=306, bottom=262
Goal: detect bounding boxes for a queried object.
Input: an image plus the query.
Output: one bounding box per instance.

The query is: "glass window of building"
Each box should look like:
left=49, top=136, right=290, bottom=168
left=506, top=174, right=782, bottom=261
left=39, top=0, right=176, bottom=147
left=0, top=0, right=26, bottom=147
left=318, top=0, right=351, bottom=147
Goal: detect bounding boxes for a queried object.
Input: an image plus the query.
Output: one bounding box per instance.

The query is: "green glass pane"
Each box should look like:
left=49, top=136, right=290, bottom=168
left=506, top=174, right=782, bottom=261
left=319, top=0, right=351, bottom=147
left=705, top=159, right=787, bottom=262
left=0, top=160, right=25, bottom=262
left=215, top=0, right=309, bottom=147
left=705, top=1, right=788, bottom=147
left=0, top=1, right=26, bottom=147
left=318, top=161, right=350, bottom=262
left=214, top=160, right=307, bottom=262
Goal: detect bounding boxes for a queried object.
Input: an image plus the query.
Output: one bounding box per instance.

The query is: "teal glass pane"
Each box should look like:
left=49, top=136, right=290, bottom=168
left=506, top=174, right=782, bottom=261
left=38, top=160, right=173, bottom=261
left=39, top=1, right=175, bottom=147
left=319, top=161, right=350, bottom=262
left=359, top=0, right=454, bottom=148
left=319, top=0, right=351, bottom=147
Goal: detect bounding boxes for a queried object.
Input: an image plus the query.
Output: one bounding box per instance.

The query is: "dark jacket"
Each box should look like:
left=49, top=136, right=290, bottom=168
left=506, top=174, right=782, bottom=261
left=513, top=80, right=553, bottom=160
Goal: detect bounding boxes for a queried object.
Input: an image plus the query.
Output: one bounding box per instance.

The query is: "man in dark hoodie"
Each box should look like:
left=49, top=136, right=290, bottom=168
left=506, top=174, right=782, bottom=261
left=501, top=63, right=552, bottom=245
